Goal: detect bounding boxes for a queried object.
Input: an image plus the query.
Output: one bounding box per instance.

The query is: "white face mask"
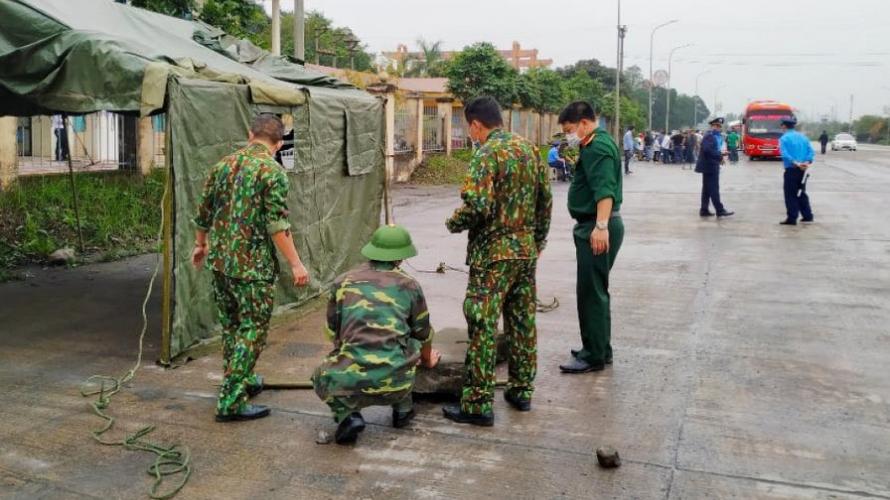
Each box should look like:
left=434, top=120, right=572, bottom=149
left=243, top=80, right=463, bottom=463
left=565, top=132, right=582, bottom=148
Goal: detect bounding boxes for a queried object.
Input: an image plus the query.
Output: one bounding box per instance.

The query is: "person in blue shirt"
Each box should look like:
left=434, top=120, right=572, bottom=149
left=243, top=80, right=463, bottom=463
left=622, top=125, right=635, bottom=175
left=547, top=141, right=572, bottom=181
left=694, top=117, right=734, bottom=217
left=778, top=116, right=814, bottom=225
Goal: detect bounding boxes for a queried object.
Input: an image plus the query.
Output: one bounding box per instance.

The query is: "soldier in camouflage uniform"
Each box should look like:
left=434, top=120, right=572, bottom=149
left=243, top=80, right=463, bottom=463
left=443, top=96, right=553, bottom=426
left=312, top=225, right=440, bottom=444
left=192, top=114, right=310, bottom=422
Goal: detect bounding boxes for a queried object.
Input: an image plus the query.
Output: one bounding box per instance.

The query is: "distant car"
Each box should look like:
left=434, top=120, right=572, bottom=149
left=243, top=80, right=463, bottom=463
left=831, top=133, right=857, bottom=151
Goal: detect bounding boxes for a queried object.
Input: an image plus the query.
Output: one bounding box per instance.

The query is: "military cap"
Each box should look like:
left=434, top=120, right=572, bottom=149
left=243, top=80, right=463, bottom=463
left=361, top=224, right=418, bottom=262
left=709, top=117, right=725, bottom=126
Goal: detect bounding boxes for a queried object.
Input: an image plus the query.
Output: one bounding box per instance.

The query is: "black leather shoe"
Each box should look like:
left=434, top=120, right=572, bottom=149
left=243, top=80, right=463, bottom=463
left=779, top=219, right=797, bottom=225
left=504, top=391, right=531, bottom=412
left=700, top=211, right=715, bottom=217
left=801, top=217, right=814, bottom=223
left=215, top=404, right=271, bottom=422
left=246, top=375, right=264, bottom=398
left=335, top=413, right=366, bottom=444
left=442, top=404, right=494, bottom=426
left=570, top=349, right=612, bottom=365
left=392, top=408, right=416, bottom=429
left=716, top=210, right=734, bottom=217
left=559, top=357, right=605, bottom=374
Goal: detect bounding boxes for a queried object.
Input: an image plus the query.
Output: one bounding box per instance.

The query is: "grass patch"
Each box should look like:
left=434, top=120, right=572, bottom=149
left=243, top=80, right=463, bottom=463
left=411, top=153, right=470, bottom=185
left=0, top=170, right=165, bottom=269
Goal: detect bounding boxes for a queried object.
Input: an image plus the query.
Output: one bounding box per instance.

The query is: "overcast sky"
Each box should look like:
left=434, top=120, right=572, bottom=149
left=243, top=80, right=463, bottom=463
left=262, top=0, right=890, bottom=121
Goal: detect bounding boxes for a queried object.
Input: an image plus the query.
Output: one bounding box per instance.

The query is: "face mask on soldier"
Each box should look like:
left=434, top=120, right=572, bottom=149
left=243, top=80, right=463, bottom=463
left=565, top=132, right=582, bottom=149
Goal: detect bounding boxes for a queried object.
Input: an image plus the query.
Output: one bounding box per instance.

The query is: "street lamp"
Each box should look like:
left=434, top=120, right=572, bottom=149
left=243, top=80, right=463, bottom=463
left=649, top=19, right=678, bottom=130
left=665, top=43, right=692, bottom=132
left=693, top=69, right=711, bottom=127
left=713, top=84, right=727, bottom=118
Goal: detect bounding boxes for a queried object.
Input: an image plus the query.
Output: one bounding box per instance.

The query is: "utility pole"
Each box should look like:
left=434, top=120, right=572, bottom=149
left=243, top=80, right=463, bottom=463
left=714, top=85, right=727, bottom=119
left=649, top=20, right=678, bottom=131
left=271, top=0, right=281, bottom=55
left=294, top=0, right=305, bottom=62
left=614, top=0, right=623, bottom=139
left=849, top=93, right=854, bottom=132
left=665, top=43, right=691, bottom=133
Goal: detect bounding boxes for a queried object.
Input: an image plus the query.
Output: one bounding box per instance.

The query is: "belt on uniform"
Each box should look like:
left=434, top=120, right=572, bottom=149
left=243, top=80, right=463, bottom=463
left=575, top=211, right=620, bottom=223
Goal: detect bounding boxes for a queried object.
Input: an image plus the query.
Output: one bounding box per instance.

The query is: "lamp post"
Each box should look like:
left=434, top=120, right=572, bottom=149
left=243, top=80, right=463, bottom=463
left=614, top=0, right=626, bottom=138
left=649, top=19, right=678, bottom=130
left=714, top=84, right=727, bottom=118
left=693, top=69, right=711, bottom=127
left=665, top=43, right=692, bottom=132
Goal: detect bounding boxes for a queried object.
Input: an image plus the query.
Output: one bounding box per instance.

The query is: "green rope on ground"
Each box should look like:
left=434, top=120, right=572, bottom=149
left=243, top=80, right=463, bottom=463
left=79, top=175, right=192, bottom=500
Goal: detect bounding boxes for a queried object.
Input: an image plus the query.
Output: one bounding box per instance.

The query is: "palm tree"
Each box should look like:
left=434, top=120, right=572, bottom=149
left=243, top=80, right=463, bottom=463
left=415, top=38, right=445, bottom=77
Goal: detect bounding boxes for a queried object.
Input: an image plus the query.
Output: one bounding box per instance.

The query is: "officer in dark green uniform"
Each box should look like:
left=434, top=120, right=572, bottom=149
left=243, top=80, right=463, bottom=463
left=557, top=102, right=625, bottom=374
left=193, top=114, right=310, bottom=422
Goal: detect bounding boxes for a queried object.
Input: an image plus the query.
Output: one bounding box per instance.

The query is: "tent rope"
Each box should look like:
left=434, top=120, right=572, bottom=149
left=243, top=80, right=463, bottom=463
left=79, top=170, right=192, bottom=500
left=404, top=261, right=559, bottom=313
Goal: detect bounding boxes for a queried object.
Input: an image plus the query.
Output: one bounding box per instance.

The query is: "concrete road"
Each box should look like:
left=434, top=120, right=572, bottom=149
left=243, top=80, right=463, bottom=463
left=1, top=148, right=889, bottom=499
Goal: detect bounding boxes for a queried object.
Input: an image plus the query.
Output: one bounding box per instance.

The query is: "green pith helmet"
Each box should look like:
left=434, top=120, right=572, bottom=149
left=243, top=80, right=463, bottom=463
left=361, top=224, right=418, bottom=262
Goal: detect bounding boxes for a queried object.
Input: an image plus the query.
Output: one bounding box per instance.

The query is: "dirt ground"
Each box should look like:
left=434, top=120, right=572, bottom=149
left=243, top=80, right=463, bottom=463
left=1, top=147, right=890, bottom=499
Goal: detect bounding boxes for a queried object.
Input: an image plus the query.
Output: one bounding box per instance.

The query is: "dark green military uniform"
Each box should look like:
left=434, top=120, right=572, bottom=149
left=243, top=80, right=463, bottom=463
left=312, top=261, right=432, bottom=422
left=194, top=143, right=291, bottom=416
left=567, top=128, right=625, bottom=365
left=446, top=129, right=553, bottom=414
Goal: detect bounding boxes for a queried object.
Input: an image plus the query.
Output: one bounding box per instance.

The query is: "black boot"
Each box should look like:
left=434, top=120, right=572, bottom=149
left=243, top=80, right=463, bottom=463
left=392, top=407, right=416, bottom=429
left=779, top=219, right=797, bottom=225
left=215, top=404, right=271, bottom=422
left=246, top=374, right=264, bottom=398
left=442, top=404, right=494, bottom=427
left=335, top=413, right=366, bottom=444
left=504, top=391, right=531, bottom=412
left=559, top=357, right=605, bottom=374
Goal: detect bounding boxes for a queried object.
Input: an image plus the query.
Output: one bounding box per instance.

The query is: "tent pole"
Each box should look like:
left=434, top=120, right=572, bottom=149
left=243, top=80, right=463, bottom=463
left=159, top=118, right=174, bottom=366
left=62, top=115, right=85, bottom=253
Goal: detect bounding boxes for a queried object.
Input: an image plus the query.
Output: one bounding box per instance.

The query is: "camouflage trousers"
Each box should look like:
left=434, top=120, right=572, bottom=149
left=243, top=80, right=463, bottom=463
left=313, top=369, right=414, bottom=423
left=461, top=259, right=538, bottom=414
left=212, top=272, right=275, bottom=416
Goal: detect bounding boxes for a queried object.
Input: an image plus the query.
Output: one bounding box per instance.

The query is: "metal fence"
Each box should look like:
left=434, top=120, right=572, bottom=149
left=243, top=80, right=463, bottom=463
left=422, top=104, right=444, bottom=152
left=13, top=111, right=164, bottom=176
left=393, top=100, right=417, bottom=154
left=451, top=111, right=470, bottom=150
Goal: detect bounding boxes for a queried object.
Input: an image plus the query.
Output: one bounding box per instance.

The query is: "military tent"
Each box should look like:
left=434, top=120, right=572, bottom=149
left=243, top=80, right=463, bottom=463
left=0, top=0, right=385, bottom=362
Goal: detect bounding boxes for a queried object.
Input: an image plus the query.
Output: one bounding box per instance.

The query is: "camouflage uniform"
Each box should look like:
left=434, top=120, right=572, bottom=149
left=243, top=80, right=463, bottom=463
left=194, top=143, right=292, bottom=416
left=312, top=261, right=432, bottom=423
left=446, top=129, right=552, bottom=414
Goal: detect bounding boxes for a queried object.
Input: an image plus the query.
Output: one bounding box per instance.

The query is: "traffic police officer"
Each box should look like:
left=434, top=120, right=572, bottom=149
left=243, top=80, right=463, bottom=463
left=695, top=117, right=734, bottom=218
left=557, top=101, right=624, bottom=374
left=778, top=116, right=815, bottom=225
left=193, top=114, right=310, bottom=422
left=443, top=96, right=552, bottom=426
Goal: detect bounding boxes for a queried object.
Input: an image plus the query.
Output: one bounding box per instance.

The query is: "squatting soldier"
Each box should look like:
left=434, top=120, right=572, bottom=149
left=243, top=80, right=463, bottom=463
left=443, top=96, right=553, bottom=426
left=312, top=225, right=440, bottom=444
left=192, top=114, right=310, bottom=422
left=557, top=101, right=624, bottom=374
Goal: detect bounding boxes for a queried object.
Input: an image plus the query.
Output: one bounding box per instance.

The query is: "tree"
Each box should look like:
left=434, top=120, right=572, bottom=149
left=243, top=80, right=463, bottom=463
left=525, top=68, right=565, bottom=113
left=853, top=115, right=888, bottom=143
left=130, top=0, right=194, bottom=17
left=446, top=43, right=518, bottom=107
left=557, top=59, right=616, bottom=91
left=411, top=39, right=448, bottom=77
left=602, top=93, right=645, bottom=132
left=562, top=70, right=606, bottom=112
left=201, top=0, right=269, bottom=48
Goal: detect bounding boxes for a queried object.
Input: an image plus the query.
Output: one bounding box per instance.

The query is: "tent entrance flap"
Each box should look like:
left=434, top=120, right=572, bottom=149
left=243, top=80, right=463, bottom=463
left=166, top=77, right=384, bottom=359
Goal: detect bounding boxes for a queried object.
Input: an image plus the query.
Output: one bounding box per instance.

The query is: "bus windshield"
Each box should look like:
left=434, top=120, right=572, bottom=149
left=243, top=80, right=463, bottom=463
left=746, top=113, right=793, bottom=138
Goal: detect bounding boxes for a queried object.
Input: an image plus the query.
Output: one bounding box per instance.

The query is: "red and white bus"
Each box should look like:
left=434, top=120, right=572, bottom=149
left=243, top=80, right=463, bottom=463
left=742, top=100, right=795, bottom=159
